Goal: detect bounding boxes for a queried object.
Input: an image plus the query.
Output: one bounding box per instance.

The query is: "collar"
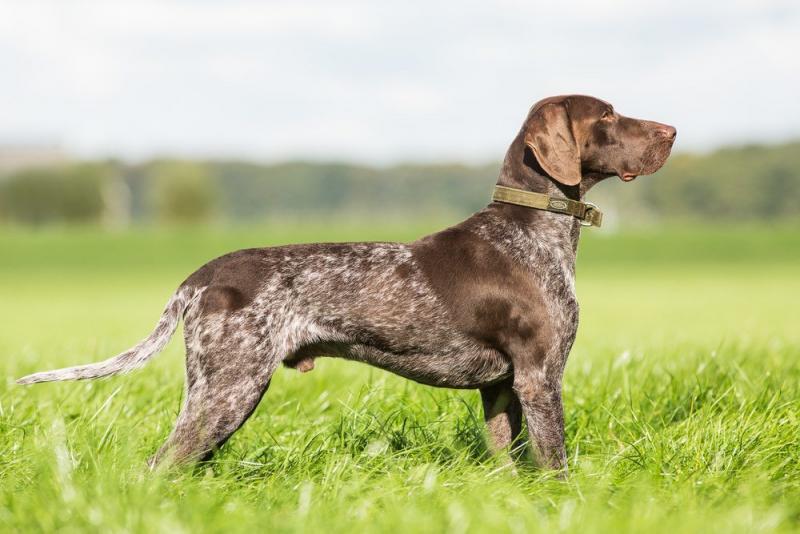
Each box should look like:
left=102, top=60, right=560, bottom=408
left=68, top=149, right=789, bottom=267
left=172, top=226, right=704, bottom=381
left=491, top=185, right=603, bottom=227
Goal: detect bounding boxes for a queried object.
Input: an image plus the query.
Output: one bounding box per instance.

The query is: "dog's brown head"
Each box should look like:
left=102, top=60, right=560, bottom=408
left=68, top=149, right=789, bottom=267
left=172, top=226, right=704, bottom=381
left=522, top=95, right=676, bottom=186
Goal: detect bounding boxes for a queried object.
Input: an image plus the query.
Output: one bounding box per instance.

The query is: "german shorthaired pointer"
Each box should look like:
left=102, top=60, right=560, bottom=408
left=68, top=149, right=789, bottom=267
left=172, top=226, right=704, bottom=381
left=19, top=95, right=676, bottom=473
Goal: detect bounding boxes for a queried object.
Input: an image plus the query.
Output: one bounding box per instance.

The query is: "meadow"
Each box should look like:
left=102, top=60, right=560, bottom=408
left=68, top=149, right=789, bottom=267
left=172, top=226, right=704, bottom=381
left=1, top=220, right=798, bottom=533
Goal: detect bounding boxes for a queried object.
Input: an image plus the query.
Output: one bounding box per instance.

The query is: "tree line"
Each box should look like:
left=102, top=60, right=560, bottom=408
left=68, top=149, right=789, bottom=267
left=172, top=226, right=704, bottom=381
left=0, top=141, right=798, bottom=226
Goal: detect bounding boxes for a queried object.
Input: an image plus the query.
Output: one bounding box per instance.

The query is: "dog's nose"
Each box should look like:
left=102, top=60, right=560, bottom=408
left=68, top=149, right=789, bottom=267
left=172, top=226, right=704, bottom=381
left=656, top=125, right=677, bottom=140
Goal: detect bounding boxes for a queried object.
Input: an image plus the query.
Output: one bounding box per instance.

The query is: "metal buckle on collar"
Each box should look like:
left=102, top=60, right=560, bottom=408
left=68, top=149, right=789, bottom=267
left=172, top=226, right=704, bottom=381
left=580, top=202, right=601, bottom=227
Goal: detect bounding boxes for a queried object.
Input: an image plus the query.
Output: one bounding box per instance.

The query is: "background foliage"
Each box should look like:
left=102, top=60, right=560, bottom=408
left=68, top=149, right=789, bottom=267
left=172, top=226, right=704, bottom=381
left=1, top=141, right=799, bottom=226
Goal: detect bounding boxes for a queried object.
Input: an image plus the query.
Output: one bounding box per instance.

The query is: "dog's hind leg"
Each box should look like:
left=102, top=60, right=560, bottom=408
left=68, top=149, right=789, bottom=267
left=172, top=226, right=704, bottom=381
left=149, top=346, right=279, bottom=468
left=149, top=310, right=284, bottom=468
left=149, top=344, right=279, bottom=468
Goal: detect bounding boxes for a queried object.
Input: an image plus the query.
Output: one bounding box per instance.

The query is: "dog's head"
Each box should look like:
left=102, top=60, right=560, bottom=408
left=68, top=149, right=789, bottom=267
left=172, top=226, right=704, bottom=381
left=522, top=95, right=676, bottom=185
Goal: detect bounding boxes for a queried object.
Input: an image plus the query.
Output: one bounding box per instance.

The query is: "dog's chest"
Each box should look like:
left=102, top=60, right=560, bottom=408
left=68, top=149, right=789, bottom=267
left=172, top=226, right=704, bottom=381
left=472, top=214, right=580, bottom=340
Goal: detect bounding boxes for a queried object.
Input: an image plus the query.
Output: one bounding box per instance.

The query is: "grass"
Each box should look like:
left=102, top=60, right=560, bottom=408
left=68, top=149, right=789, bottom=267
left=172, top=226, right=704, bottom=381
left=1, top=220, right=798, bottom=532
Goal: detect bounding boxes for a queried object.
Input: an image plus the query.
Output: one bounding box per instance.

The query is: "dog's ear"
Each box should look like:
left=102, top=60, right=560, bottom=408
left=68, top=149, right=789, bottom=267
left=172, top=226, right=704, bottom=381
left=524, top=102, right=582, bottom=186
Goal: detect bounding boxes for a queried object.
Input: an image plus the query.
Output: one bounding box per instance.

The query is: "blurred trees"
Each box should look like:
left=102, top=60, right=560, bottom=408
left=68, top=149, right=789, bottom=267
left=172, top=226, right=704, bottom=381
left=1, top=141, right=799, bottom=226
left=0, top=163, right=110, bottom=225
left=642, top=143, right=800, bottom=220
left=147, top=161, right=217, bottom=224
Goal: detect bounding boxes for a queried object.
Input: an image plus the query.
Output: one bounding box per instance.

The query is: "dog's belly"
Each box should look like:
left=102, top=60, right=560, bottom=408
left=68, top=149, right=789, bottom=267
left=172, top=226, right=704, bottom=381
left=287, top=340, right=512, bottom=389
left=350, top=344, right=513, bottom=389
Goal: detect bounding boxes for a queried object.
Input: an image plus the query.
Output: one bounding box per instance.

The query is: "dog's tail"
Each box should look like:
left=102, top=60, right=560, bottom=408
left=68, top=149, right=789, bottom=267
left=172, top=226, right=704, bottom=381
left=16, top=286, right=202, bottom=385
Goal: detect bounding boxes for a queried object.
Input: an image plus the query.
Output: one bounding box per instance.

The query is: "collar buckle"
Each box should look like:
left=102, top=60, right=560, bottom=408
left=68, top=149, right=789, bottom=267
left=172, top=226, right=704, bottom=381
left=580, top=202, right=602, bottom=227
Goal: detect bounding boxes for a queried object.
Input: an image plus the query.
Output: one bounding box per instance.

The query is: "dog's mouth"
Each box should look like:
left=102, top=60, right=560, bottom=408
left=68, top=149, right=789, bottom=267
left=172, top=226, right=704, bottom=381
left=619, top=140, right=675, bottom=182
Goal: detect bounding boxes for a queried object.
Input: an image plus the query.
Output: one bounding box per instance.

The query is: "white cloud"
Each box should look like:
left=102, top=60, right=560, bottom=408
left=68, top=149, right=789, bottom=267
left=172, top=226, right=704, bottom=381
left=0, top=0, right=798, bottom=162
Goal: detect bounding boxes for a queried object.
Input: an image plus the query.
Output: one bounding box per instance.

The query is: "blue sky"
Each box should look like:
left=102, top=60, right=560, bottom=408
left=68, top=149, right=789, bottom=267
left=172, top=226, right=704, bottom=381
left=1, top=0, right=798, bottom=163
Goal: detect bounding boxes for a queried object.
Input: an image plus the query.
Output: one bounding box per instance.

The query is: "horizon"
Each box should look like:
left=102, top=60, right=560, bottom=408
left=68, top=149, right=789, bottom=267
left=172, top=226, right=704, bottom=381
left=1, top=136, right=798, bottom=171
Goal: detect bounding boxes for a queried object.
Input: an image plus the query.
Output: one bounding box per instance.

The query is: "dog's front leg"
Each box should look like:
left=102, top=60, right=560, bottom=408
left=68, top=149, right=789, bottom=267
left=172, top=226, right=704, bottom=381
left=480, top=377, right=523, bottom=457
left=512, top=366, right=567, bottom=474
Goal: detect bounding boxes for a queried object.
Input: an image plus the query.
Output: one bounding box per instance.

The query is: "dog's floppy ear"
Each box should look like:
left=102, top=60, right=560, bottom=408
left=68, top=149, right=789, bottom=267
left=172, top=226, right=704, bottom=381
left=524, top=102, right=582, bottom=186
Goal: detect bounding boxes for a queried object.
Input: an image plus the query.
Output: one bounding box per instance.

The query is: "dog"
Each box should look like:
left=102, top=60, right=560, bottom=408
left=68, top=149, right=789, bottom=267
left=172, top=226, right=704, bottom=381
left=18, top=95, right=676, bottom=472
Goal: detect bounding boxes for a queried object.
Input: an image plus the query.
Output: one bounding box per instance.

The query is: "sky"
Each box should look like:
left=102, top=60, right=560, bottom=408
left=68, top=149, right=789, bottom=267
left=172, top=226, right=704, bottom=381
left=0, top=0, right=798, bottom=164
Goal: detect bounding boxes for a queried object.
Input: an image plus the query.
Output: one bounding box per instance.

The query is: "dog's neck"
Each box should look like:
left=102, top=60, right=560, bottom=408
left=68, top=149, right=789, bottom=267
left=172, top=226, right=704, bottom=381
left=480, top=132, right=614, bottom=252
left=459, top=136, right=584, bottom=274
left=459, top=131, right=615, bottom=274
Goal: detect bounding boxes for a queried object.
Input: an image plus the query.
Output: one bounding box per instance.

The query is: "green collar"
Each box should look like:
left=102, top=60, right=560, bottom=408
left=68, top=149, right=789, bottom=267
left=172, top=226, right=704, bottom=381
left=492, top=185, right=603, bottom=228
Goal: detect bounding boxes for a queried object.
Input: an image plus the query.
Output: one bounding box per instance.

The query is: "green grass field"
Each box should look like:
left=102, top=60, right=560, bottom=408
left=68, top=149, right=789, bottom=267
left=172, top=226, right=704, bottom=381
left=1, top=221, right=798, bottom=533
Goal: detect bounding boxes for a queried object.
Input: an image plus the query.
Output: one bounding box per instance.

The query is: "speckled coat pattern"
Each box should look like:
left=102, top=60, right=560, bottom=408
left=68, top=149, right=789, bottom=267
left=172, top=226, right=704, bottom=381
left=18, top=95, right=676, bottom=472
